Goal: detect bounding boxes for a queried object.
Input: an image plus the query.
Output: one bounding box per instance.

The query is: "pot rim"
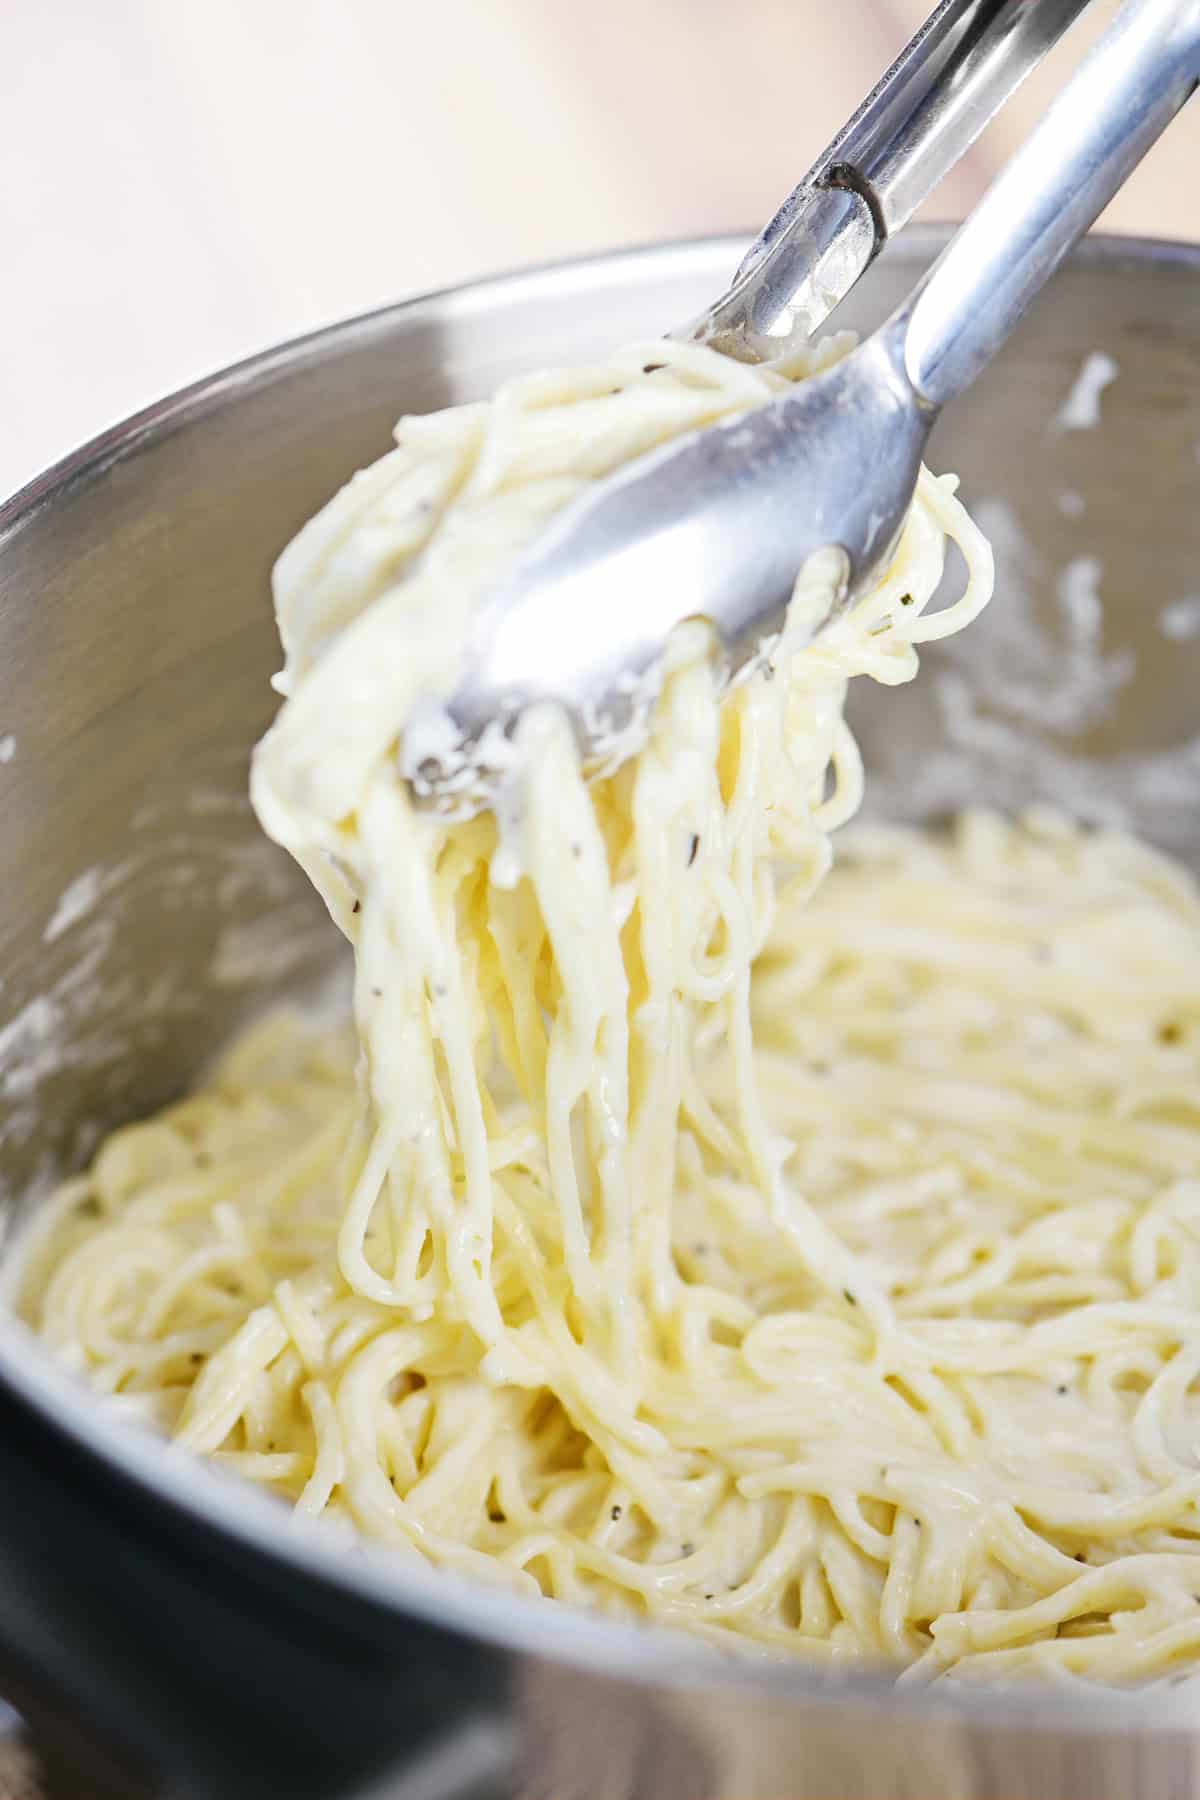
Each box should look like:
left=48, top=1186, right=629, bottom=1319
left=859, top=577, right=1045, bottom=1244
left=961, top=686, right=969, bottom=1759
left=3, top=225, right=1200, bottom=1731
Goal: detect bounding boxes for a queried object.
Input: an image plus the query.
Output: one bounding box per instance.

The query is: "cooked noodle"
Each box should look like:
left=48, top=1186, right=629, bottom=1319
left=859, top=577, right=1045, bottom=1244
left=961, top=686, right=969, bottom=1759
left=22, top=339, right=1200, bottom=1682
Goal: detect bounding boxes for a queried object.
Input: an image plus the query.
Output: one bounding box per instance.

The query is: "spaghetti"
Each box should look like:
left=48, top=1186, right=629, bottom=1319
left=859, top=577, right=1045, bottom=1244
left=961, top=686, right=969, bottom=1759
left=23, top=338, right=1200, bottom=1682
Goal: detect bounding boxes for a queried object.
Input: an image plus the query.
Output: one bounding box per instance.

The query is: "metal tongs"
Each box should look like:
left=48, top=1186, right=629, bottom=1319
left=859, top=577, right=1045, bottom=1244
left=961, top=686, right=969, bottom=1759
left=411, top=0, right=1200, bottom=810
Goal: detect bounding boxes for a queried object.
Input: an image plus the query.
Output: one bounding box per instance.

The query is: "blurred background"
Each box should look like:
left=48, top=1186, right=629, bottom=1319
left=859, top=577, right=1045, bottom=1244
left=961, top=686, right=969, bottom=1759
left=4, top=0, right=1198, bottom=501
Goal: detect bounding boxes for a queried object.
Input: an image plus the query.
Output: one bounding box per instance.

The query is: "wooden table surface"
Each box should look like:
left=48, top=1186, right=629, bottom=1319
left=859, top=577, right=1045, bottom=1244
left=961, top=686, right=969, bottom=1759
left=4, top=0, right=1198, bottom=505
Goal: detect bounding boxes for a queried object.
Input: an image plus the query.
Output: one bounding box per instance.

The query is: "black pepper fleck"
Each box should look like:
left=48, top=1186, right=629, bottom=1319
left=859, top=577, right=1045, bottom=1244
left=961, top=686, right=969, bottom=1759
left=843, top=1288, right=857, bottom=1306
left=611, top=1504, right=622, bottom=1521
left=642, top=362, right=666, bottom=375
left=1056, top=1384, right=1069, bottom=1396
left=686, top=832, right=700, bottom=867
left=352, top=899, right=361, bottom=914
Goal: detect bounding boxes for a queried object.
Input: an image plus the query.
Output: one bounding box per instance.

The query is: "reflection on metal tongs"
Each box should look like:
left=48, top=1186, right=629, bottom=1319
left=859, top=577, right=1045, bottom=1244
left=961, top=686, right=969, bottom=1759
left=687, top=0, right=1094, bottom=361
left=414, top=0, right=1200, bottom=813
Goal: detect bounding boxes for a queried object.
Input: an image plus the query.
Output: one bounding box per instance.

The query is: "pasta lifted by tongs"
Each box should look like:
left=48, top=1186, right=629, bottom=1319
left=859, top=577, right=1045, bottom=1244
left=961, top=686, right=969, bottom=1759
left=406, top=0, right=1200, bottom=816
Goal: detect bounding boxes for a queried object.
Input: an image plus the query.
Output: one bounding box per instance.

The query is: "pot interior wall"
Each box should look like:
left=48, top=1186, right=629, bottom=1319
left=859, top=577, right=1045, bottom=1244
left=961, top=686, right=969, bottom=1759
left=0, top=235, right=1196, bottom=1234
left=852, top=247, right=1200, bottom=851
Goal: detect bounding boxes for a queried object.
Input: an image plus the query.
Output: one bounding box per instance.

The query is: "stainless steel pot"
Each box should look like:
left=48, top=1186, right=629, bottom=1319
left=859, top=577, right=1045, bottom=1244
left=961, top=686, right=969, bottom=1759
left=0, top=230, right=1198, bottom=1800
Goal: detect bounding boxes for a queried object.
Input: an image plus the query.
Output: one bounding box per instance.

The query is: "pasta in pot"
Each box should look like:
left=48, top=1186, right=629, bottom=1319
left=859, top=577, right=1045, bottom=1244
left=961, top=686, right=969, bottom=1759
left=23, top=338, right=1200, bottom=1681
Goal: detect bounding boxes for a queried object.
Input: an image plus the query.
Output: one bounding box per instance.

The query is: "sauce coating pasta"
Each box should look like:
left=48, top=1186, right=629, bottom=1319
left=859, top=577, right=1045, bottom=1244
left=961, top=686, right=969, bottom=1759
left=24, top=340, right=1200, bottom=1682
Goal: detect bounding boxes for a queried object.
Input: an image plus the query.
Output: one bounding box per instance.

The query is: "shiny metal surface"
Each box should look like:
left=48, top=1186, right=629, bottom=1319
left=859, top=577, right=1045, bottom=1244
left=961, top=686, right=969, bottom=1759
left=433, top=0, right=1200, bottom=808
left=437, top=323, right=929, bottom=800
left=905, top=0, right=1200, bottom=408
left=687, top=0, right=1091, bottom=362
left=1, top=231, right=1200, bottom=1797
